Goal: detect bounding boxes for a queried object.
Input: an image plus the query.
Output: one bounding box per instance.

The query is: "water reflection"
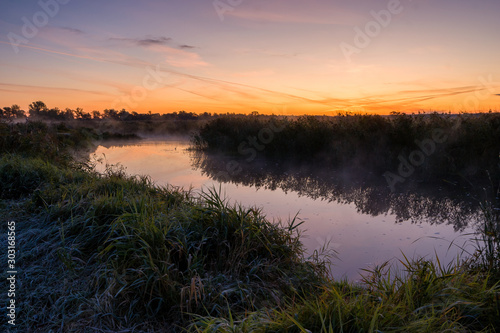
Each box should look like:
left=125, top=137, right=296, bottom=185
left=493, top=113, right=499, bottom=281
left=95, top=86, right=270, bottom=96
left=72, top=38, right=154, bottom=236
left=91, top=140, right=493, bottom=279
left=190, top=150, right=483, bottom=232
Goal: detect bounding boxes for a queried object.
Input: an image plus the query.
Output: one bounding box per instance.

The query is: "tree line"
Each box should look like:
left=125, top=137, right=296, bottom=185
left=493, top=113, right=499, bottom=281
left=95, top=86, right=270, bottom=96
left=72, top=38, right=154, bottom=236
left=0, top=101, right=217, bottom=121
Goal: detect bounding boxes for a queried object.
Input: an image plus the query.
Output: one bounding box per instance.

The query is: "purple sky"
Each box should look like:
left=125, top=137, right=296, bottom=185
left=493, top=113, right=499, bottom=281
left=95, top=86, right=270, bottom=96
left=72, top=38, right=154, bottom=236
left=1, top=0, right=499, bottom=114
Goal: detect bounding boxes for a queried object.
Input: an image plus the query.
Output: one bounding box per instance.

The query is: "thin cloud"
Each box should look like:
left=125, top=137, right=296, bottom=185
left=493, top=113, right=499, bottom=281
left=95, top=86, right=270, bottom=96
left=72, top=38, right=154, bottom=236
left=108, top=36, right=199, bottom=51
left=0, top=88, right=17, bottom=93
left=57, top=26, right=85, bottom=35
left=233, top=69, right=275, bottom=78
left=0, top=83, right=110, bottom=96
left=349, top=86, right=482, bottom=108
left=0, top=40, right=128, bottom=64
left=227, top=10, right=341, bottom=25
left=235, top=48, right=299, bottom=59
left=179, top=44, right=196, bottom=49
left=0, top=39, right=320, bottom=103
left=398, top=86, right=479, bottom=96
left=138, top=37, right=172, bottom=46
left=109, top=36, right=172, bottom=47
left=224, top=4, right=361, bottom=25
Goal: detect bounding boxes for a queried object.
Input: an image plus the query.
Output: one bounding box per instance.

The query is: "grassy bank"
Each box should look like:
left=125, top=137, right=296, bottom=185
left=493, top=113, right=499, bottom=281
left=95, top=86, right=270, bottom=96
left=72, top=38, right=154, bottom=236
left=0, top=121, right=326, bottom=331
left=1, top=120, right=499, bottom=332
left=194, top=258, right=500, bottom=332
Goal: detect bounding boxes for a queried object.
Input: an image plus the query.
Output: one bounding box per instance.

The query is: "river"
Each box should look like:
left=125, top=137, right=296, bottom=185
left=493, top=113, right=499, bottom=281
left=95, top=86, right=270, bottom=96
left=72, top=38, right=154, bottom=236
left=90, top=138, right=481, bottom=280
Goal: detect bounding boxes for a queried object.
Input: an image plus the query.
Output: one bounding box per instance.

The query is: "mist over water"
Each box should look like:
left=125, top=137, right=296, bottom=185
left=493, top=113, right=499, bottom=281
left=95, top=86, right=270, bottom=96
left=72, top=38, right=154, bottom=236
left=91, top=138, right=481, bottom=280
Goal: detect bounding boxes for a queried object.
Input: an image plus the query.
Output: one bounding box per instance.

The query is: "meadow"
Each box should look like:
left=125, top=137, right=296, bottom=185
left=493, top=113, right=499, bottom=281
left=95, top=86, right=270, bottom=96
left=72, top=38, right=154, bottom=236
left=1, top=114, right=499, bottom=332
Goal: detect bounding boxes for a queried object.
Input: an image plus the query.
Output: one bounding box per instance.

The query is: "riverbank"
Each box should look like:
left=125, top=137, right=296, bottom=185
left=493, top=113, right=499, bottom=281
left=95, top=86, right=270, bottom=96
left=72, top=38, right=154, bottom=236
left=1, top=121, right=499, bottom=332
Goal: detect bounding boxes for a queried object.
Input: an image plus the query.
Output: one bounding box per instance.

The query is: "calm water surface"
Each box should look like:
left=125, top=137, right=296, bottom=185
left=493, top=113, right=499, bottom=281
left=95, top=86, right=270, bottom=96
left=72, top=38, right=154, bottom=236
left=91, top=139, right=480, bottom=280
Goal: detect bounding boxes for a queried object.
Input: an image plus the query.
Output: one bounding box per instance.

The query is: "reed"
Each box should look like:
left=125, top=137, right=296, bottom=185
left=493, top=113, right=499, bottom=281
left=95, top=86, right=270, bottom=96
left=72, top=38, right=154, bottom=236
left=193, top=112, right=500, bottom=182
left=191, top=256, right=500, bottom=332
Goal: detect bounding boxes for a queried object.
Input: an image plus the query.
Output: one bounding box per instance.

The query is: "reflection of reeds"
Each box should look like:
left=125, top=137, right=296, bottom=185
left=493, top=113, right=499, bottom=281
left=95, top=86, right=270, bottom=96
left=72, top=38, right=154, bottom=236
left=473, top=194, right=500, bottom=275
left=457, top=168, right=500, bottom=278
left=190, top=148, right=483, bottom=230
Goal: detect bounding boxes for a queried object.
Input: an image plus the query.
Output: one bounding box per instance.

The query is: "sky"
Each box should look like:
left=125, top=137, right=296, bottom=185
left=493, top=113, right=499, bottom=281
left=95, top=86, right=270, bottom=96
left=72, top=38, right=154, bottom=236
left=1, top=0, right=499, bottom=115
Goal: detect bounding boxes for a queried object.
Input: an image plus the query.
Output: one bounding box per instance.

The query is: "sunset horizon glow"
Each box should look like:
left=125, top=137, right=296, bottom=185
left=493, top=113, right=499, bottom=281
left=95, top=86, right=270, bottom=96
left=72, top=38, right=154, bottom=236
left=1, top=0, right=499, bottom=116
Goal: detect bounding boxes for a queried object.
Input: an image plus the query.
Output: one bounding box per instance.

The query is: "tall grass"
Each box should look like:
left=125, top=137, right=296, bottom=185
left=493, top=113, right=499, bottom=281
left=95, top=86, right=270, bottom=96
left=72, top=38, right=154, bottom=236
left=190, top=255, right=500, bottom=332
left=0, top=121, right=98, bottom=164
left=470, top=181, right=500, bottom=278
left=262, top=256, right=500, bottom=332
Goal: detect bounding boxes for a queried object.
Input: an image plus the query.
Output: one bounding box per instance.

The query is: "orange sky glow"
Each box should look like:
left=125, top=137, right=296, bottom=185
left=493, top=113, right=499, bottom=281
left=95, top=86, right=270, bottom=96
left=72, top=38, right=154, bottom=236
left=1, top=0, right=499, bottom=115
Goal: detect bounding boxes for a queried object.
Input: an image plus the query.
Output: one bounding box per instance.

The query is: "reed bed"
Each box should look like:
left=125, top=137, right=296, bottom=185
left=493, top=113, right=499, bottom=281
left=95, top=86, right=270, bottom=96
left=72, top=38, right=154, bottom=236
left=193, top=112, right=500, bottom=182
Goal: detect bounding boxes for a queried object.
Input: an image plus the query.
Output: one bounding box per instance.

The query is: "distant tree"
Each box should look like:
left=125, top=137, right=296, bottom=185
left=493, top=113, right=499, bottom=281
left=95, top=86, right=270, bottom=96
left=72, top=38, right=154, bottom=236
left=81, top=112, right=92, bottom=120
left=118, top=109, right=131, bottom=121
left=29, top=101, right=48, bottom=118
left=63, top=108, right=75, bottom=120
left=0, top=105, right=24, bottom=119
left=177, top=110, right=197, bottom=120
left=92, top=110, right=101, bottom=119
left=103, top=109, right=119, bottom=120
left=46, top=107, right=61, bottom=119
left=9, top=105, right=25, bottom=118
left=73, top=107, right=91, bottom=120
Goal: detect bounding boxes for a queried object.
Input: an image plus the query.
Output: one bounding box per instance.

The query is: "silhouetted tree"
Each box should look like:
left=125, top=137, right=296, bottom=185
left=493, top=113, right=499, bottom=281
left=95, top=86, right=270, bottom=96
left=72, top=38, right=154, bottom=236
left=63, top=108, right=75, bottom=120
left=177, top=110, right=197, bottom=120
left=92, top=110, right=101, bottom=119
left=73, top=107, right=91, bottom=120
left=29, top=101, right=48, bottom=118
left=103, top=109, right=119, bottom=120
left=117, top=109, right=131, bottom=121
left=1, top=105, right=26, bottom=119
left=12, top=104, right=25, bottom=118
left=46, top=107, right=61, bottom=119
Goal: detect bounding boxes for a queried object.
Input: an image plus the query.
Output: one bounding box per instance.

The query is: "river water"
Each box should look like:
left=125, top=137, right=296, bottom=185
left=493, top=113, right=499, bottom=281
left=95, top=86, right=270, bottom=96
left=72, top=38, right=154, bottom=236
left=90, top=138, right=481, bottom=280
